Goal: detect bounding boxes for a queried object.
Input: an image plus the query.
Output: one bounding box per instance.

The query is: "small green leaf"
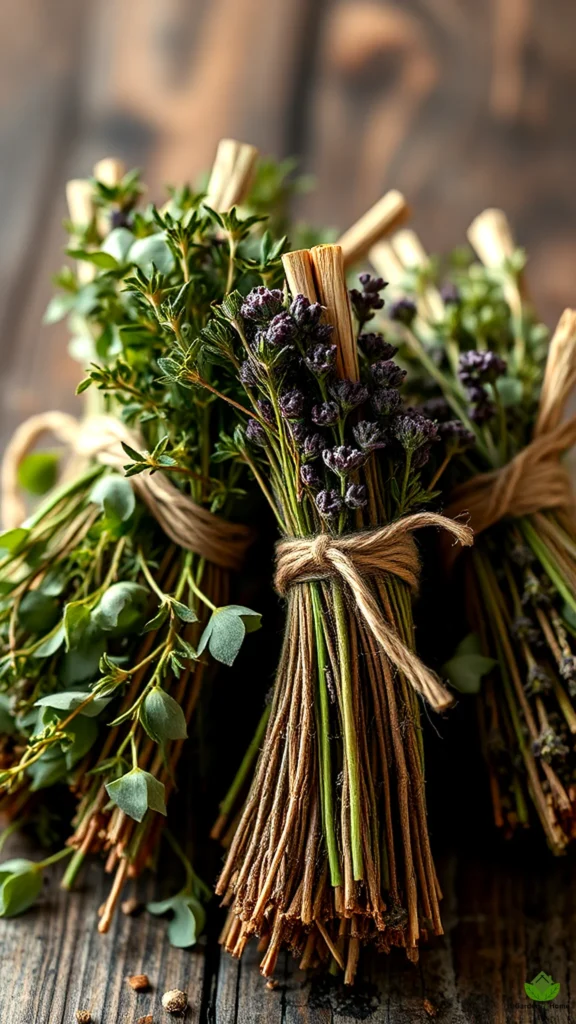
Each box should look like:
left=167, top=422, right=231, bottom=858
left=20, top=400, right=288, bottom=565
left=143, top=603, right=170, bottom=633
left=68, top=249, right=119, bottom=270
left=147, top=892, right=205, bottom=949
left=495, top=376, right=523, bottom=407
left=34, top=691, right=111, bottom=718
left=101, top=227, right=135, bottom=263
left=170, top=600, right=198, bottom=624
left=197, top=605, right=262, bottom=667
left=106, top=768, right=166, bottom=822
left=141, top=687, right=187, bottom=744
left=43, top=293, right=77, bottom=325
left=76, top=378, right=93, bottom=395
left=33, top=624, right=65, bottom=659
left=157, top=357, right=181, bottom=380
left=121, top=441, right=145, bottom=463
left=90, top=474, right=135, bottom=524
left=0, top=865, right=42, bottom=917
left=443, top=634, right=496, bottom=694
left=129, top=234, right=174, bottom=275
left=92, top=582, right=149, bottom=634
left=18, top=592, right=61, bottom=635
left=28, top=754, right=69, bottom=791
left=0, top=528, right=30, bottom=554
left=17, top=452, right=59, bottom=496
left=63, top=600, right=92, bottom=650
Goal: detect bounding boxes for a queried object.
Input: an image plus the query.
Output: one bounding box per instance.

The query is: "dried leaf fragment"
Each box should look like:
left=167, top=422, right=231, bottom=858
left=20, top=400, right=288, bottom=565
left=75, top=1012, right=92, bottom=1024
left=127, top=974, right=150, bottom=991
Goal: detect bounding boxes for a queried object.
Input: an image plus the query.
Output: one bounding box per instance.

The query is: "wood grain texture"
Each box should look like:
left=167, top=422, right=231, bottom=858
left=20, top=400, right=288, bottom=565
left=1, top=0, right=576, bottom=1020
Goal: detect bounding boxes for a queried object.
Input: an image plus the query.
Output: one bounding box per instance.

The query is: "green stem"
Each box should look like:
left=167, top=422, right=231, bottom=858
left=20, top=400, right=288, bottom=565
left=332, top=581, right=363, bottom=881
left=311, top=583, right=342, bottom=887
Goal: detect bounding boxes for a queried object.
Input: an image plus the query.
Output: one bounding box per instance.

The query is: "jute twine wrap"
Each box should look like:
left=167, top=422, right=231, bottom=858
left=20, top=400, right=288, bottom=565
left=1, top=411, right=251, bottom=572
left=275, top=512, right=473, bottom=711
left=445, top=308, right=576, bottom=552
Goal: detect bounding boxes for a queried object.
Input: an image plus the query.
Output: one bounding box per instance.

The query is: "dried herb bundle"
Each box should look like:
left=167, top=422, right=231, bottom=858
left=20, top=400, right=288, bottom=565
left=161, top=243, right=471, bottom=981
left=0, top=141, right=300, bottom=933
left=373, top=217, right=576, bottom=852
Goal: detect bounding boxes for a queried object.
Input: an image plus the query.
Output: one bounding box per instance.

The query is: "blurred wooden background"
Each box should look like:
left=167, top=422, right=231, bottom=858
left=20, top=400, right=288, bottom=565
left=1, top=1, right=576, bottom=1021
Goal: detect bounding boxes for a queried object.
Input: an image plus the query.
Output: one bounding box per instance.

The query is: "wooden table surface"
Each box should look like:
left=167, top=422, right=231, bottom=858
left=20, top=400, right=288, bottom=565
left=1, top=1, right=576, bottom=1020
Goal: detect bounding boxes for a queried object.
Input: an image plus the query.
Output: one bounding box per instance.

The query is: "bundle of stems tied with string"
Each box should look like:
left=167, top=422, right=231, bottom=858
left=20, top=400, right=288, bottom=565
left=159, top=227, right=473, bottom=981
left=0, top=140, right=298, bottom=939
left=371, top=213, right=576, bottom=854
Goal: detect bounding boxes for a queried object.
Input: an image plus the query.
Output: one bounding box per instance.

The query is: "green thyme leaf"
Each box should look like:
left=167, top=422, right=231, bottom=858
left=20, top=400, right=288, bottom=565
left=106, top=767, right=166, bottom=822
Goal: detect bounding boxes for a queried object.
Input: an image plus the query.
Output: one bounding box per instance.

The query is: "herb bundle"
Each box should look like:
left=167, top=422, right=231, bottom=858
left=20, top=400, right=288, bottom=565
left=0, top=140, right=289, bottom=934
left=165, top=242, right=471, bottom=981
left=372, top=215, right=576, bottom=853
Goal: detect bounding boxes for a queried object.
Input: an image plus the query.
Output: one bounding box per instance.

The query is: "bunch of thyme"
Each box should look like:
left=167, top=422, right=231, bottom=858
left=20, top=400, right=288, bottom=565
left=0, top=144, right=296, bottom=933
left=159, top=242, right=471, bottom=981
left=373, top=217, right=576, bottom=853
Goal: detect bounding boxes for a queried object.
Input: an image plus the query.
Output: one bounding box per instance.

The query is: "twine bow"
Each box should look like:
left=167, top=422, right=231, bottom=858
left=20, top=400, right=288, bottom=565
left=275, top=512, right=473, bottom=711
left=445, top=308, right=576, bottom=549
left=1, top=411, right=251, bottom=571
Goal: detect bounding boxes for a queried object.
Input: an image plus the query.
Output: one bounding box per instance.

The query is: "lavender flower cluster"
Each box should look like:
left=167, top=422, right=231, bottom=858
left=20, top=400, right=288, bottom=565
left=458, top=349, right=507, bottom=424
left=238, top=277, right=456, bottom=520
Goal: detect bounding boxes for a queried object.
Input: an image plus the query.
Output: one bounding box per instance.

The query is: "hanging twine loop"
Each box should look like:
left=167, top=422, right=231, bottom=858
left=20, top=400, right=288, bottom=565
left=1, top=412, right=251, bottom=572
left=445, top=308, right=576, bottom=555
left=275, top=512, right=473, bottom=712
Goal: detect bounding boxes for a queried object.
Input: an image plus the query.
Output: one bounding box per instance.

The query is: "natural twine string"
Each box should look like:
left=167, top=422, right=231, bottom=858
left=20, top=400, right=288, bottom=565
left=275, top=512, right=473, bottom=711
left=445, top=308, right=576, bottom=547
left=1, top=411, right=251, bottom=572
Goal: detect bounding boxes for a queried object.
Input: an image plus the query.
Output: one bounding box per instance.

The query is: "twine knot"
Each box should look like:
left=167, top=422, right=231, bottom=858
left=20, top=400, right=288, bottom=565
left=1, top=412, right=251, bottom=571
left=445, top=309, right=576, bottom=556
left=275, top=512, right=472, bottom=711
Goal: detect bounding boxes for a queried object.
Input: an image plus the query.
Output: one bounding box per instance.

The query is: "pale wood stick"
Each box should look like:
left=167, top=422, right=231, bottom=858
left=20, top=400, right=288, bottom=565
left=93, top=157, right=127, bottom=238
left=310, top=244, right=359, bottom=381
left=391, top=228, right=444, bottom=321
left=93, top=157, right=126, bottom=187
left=467, top=206, right=528, bottom=314
left=281, top=249, right=318, bottom=304
left=337, top=189, right=409, bottom=268
left=205, top=138, right=258, bottom=212
left=66, top=180, right=96, bottom=284
left=369, top=238, right=405, bottom=285
left=535, top=308, right=576, bottom=437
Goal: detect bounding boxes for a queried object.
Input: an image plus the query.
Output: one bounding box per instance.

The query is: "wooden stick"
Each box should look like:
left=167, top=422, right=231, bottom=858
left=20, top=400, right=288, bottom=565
left=93, top=157, right=126, bottom=187
left=467, top=208, right=515, bottom=269
left=310, top=244, right=359, bottom=381
left=369, top=238, right=405, bottom=284
left=390, top=229, right=444, bottom=321
left=337, top=189, right=409, bottom=268
left=205, top=138, right=258, bottom=212
left=66, top=180, right=96, bottom=284
left=281, top=249, right=318, bottom=304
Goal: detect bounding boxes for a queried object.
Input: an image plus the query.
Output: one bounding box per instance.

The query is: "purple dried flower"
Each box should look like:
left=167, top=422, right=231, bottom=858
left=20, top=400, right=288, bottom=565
left=350, top=274, right=386, bottom=325
left=352, top=420, right=387, bottom=451
left=412, top=444, right=433, bottom=469
left=301, top=432, right=325, bottom=460
left=246, top=419, right=267, bottom=446
left=265, top=311, right=297, bottom=346
left=458, top=349, right=507, bottom=386
left=437, top=420, right=475, bottom=450
left=290, top=422, right=308, bottom=444
left=315, top=489, right=344, bottom=518
left=560, top=656, right=576, bottom=682
left=526, top=665, right=553, bottom=696
left=304, top=343, right=338, bottom=377
left=257, top=399, right=275, bottom=424
left=239, top=360, right=258, bottom=386
left=371, top=360, right=407, bottom=388
left=311, top=401, right=340, bottom=427
left=345, top=483, right=367, bottom=509
left=279, top=389, right=305, bottom=420
left=389, top=298, right=417, bottom=326
left=372, top=387, right=402, bottom=417
left=289, top=295, right=324, bottom=330
left=421, top=396, right=451, bottom=421
left=469, top=396, right=496, bottom=424
left=329, top=378, right=370, bottom=410
left=322, top=445, right=366, bottom=476
left=312, top=323, right=335, bottom=343
left=393, top=413, right=438, bottom=452
left=241, top=287, right=284, bottom=323
left=300, top=464, right=322, bottom=488
left=360, top=333, right=398, bottom=361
